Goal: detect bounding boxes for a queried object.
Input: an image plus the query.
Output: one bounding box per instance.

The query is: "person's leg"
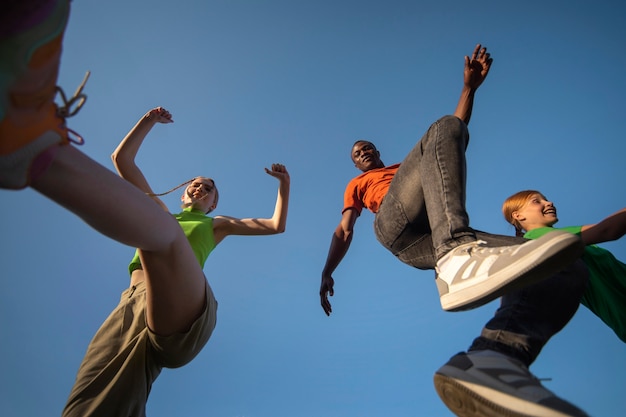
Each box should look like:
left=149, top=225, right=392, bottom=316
left=62, top=281, right=217, bottom=417
left=374, top=115, right=473, bottom=269
left=3, top=0, right=208, bottom=336
left=33, top=142, right=208, bottom=335
left=402, top=114, right=475, bottom=258
left=468, top=260, right=588, bottom=365
left=434, top=259, right=591, bottom=417
left=32, top=146, right=183, bottom=248
left=62, top=283, right=157, bottom=417
left=374, top=116, right=584, bottom=311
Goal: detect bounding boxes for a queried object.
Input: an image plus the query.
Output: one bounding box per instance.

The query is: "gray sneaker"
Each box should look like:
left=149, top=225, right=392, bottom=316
left=435, top=230, right=583, bottom=311
left=434, top=351, right=590, bottom=417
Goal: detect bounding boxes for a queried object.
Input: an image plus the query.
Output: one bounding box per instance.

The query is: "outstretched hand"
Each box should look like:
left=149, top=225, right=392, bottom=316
left=464, top=44, right=492, bottom=90
left=264, top=163, right=290, bottom=183
left=145, top=107, right=174, bottom=124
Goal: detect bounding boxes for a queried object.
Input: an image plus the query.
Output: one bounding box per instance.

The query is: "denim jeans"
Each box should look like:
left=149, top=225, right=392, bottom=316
left=374, top=115, right=475, bottom=268
left=373, top=115, right=588, bottom=366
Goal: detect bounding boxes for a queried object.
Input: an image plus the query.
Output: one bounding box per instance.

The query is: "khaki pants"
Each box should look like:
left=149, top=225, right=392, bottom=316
left=62, top=279, right=217, bottom=417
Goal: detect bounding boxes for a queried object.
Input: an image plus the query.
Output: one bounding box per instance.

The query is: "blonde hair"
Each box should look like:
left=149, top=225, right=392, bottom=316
left=147, top=178, right=194, bottom=197
left=502, top=190, right=545, bottom=237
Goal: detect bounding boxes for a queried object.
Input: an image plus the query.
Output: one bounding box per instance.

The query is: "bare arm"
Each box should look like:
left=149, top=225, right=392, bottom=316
left=453, top=44, right=493, bottom=125
left=320, top=208, right=359, bottom=316
left=580, top=208, right=626, bottom=245
left=111, top=107, right=173, bottom=212
left=212, top=164, right=290, bottom=244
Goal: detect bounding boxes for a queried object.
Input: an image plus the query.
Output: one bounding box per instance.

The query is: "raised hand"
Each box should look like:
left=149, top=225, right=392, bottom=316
left=264, top=163, right=290, bottom=183
left=464, top=44, right=492, bottom=90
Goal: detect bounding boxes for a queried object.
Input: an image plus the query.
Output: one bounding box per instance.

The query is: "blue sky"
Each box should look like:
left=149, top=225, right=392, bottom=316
left=1, top=0, right=625, bottom=416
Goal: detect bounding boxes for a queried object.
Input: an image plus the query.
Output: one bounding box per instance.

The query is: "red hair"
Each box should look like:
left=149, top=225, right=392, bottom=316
left=502, top=190, right=545, bottom=237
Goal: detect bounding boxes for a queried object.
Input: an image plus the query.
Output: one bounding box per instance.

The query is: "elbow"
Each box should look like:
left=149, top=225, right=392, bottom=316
left=272, top=213, right=288, bottom=234
left=261, top=221, right=285, bottom=235
left=110, top=152, right=121, bottom=169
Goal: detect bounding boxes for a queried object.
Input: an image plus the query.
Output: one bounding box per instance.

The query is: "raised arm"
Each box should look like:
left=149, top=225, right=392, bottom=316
left=212, top=164, right=290, bottom=244
left=453, top=44, right=493, bottom=125
left=320, top=208, right=359, bottom=316
left=111, top=107, right=173, bottom=211
left=580, top=208, right=626, bottom=245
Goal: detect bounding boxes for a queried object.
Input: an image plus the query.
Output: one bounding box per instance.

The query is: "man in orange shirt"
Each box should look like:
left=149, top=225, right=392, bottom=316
left=319, top=44, right=590, bottom=417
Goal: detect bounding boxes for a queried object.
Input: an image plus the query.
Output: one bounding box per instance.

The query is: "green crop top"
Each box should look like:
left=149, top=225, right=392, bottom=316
left=128, top=207, right=217, bottom=274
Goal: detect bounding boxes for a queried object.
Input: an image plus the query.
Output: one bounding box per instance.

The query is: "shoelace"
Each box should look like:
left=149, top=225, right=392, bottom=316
left=56, top=70, right=90, bottom=145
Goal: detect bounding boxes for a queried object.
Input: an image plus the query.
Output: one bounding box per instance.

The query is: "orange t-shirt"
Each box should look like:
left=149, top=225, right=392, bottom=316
left=343, top=164, right=400, bottom=215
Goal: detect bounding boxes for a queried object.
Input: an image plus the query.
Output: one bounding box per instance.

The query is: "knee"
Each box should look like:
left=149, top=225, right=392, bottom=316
left=434, top=115, right=469, bottom=145
left=439, top=114, right=467, bottom=132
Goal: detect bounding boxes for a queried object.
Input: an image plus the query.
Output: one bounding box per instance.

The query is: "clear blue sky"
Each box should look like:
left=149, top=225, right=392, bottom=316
left=1, top=0, right=625, bottom=416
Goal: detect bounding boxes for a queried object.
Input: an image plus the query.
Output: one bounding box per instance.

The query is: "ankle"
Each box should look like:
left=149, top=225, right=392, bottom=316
left=436, top=236, right=477, bottom=262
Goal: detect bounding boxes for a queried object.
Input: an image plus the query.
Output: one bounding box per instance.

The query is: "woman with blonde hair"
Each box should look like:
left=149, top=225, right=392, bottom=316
left=503, top=190, right=626, bottom=342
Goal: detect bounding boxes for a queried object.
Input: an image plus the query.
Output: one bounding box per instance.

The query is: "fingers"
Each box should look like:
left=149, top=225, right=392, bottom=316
left=469, top=44, right=489, bottom=60
left=320, top=292, right=333, bottom=316
left=147, top=106, right=174, bottom=123
left=471, top=43, right=481, bottom=60
left=270, top=163, right=287, bottom=173
left=264, top=163, right=289, bottom=178
left=480, top=49, right=492, bottom=66
left=323, top=303, right=332, bottom=316
left=474, top=44, right=492, bottom=65
left=320, top=281, right=334, bottom=316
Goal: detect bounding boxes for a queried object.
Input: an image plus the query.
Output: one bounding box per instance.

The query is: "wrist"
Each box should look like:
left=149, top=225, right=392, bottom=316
left=142, top=111, right=158, bottom=123
left=461, top=85, right=477, bottom=95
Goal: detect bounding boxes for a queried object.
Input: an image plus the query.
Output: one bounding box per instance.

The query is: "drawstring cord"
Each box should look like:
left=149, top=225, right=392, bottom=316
left=56, top=70, right=90, bottom=145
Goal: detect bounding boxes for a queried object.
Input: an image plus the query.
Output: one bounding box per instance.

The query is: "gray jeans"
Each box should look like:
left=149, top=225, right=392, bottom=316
left=373, top=115, right=588, bottom=366
left=374, top=115, right=475, bottom=267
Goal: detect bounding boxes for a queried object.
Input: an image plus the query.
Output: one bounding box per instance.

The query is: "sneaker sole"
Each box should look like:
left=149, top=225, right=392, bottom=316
left=433, top=373, right=579, bottom=417
left=440, top=232, right=583, bottom=312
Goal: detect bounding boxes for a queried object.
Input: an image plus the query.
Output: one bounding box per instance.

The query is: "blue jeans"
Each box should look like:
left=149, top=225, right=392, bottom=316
left=373, top=115, right=588, bottom=366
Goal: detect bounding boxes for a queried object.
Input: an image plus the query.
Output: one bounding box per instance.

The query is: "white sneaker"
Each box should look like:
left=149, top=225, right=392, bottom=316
left=434, top=351, right=590, bottom=417
left=436, top=230, right=583, bottom=311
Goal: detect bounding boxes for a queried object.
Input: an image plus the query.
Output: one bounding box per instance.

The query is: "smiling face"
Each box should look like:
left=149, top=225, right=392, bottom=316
left=181, top=177, right=218, bottom=213
left=351, top=140, right=384, bottom=172
left=512, top=192, right=559, bottom=232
